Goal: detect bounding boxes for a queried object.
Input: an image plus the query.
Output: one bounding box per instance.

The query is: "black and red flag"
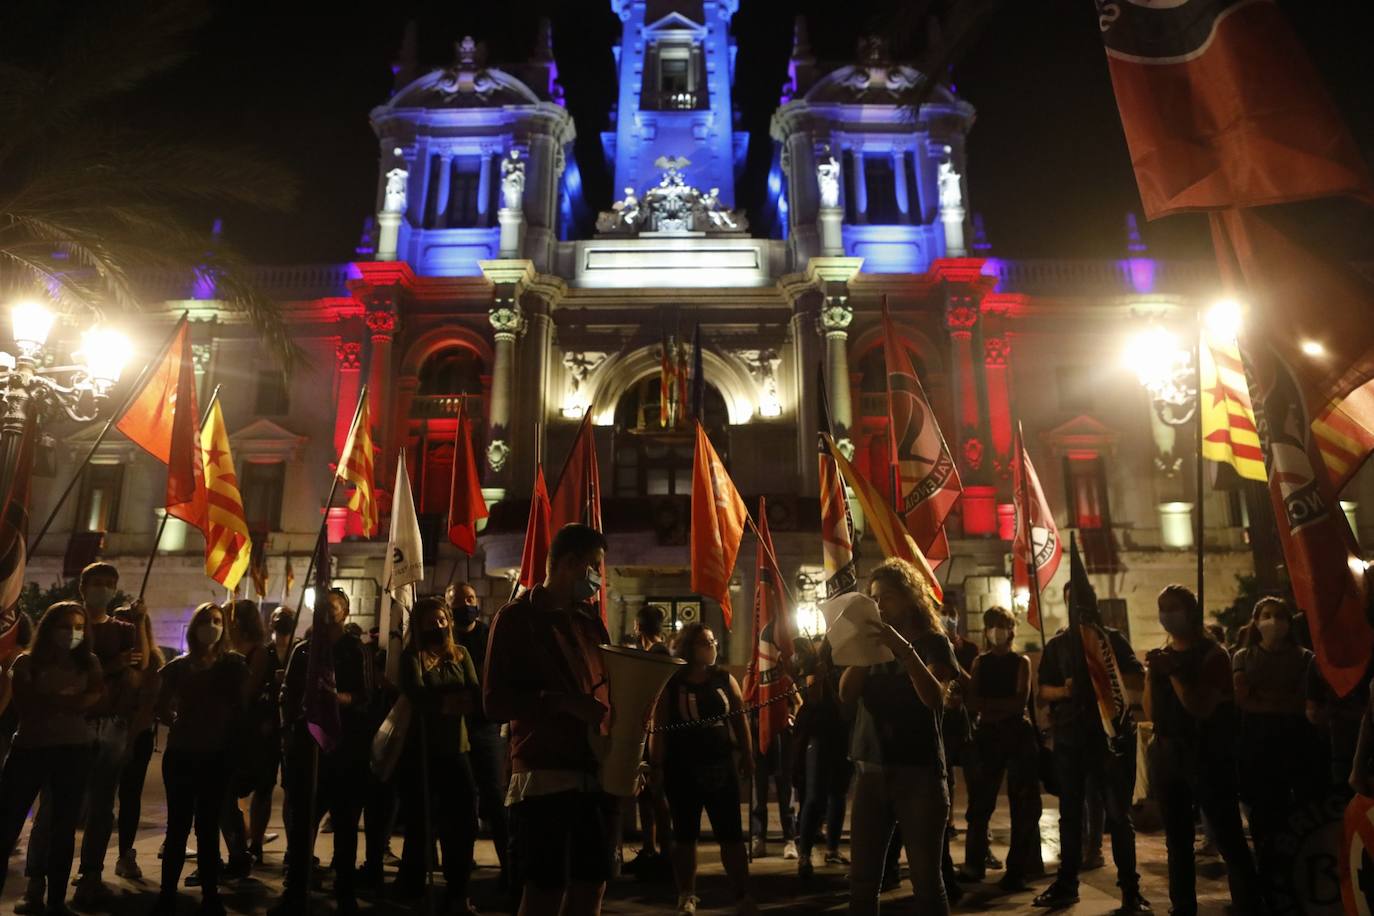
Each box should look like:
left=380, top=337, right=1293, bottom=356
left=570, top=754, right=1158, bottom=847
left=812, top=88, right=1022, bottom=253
left=817, top=364, right=857, bottom=599
left=447, top=398, right=488, bottom=555
left=742, top=496, right=793, bottom=753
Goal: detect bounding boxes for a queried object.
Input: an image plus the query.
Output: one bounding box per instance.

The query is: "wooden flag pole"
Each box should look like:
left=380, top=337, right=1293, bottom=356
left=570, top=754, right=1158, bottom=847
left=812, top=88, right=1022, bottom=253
left=137, top=384, right=220, bottom=601
left=28, top=314, right=188, bottom=558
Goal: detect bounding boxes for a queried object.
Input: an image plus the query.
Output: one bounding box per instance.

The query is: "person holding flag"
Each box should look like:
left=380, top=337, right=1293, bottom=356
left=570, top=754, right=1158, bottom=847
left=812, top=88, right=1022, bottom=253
left=1032, top=539, right=1149, bottom=913
left=840, top=558, right=962, bottom=916
left=650, top=622, right=757, bottom=916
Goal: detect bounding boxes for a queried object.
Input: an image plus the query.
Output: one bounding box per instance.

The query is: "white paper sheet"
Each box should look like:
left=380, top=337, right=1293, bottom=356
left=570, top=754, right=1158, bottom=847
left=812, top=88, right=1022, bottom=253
left=820, top=592, right=894, bottom=667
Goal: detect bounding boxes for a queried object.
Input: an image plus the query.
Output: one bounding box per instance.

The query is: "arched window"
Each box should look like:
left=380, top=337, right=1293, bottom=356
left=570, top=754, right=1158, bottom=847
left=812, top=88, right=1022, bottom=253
left=855, top=343, right=929, bottom=417
left=413, top=346, right=486, bottom=420
left=611, top=376, right=729, bottom=497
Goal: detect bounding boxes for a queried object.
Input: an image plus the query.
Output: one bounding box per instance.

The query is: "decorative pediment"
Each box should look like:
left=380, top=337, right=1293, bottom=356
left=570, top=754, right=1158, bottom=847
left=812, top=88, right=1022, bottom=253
left=67, top=422, right=140, bottom=463
left=643, top=10, right=708, bottom=37
left=231, top=418, right=309, bottom=463
left=1042, top=414, right=1120, bottom=458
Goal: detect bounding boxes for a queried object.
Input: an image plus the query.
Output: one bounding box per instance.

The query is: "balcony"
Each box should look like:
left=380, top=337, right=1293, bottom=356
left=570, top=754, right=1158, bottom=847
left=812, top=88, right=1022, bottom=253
left=656, top=90, right=702, bottom=111
left=410, top=394, right=485, bottom=420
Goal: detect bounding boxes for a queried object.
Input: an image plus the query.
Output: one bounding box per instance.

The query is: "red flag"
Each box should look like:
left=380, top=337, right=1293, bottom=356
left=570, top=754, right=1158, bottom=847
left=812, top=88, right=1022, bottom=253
left=1212, top=213, right=1374, bottom=697
left=1012, top=423, right=1062, bottom=632
left=447, top=400, right=488, bottom=554
left=676, top=338, right=690, bottom=429
left=659, top=337, right=675, bottom=428
left=1096, top=0, right=1373, bottom=220
left=743, top=497, right=794, bottom=753
left=550, top=412, right=606, bottom=622
left=690, top=422, right=747, bottom=629
left=0, top=415, right=37, bottom=663
left=883, top=300, right=961, bottom=566
left=517, top=465, right=552, bottom=589
left=115, top=317, right=206, bottom=530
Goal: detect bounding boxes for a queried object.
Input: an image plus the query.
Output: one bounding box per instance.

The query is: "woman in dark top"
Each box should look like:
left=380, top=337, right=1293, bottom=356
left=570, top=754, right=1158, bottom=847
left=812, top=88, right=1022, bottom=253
left=151, top=602, right=248, bottom=916
left=114, top=605, right=164, bottom=882
left=1232, top=596, right=1322, bottom=846
left=649, top=622, right=756, bottom=916
left=794, top=638, right=851, bottom=879
left=0, top=601, right=102, bottom=913
left=394, top=595, right=480, bottom=915
left=839, top=558, right=959, bottom=916
left=961, top=605, right=1042, bottom=891
left=1145, top=585, right=1261, bottom=916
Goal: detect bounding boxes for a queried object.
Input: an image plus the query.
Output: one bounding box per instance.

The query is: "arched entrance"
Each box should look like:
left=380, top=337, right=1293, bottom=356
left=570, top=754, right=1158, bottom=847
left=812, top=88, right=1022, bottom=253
left=609, top=375, right=729, bottom=497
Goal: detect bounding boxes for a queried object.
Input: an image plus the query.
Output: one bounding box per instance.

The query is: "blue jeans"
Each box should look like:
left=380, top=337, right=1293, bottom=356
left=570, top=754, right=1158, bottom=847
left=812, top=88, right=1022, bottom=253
left=848, top=763, right=950, bottom=916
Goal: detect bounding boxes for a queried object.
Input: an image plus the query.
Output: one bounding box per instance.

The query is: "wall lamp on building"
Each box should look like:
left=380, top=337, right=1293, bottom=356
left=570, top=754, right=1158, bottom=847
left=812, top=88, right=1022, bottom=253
left=2, top=299, right=130, bottom=434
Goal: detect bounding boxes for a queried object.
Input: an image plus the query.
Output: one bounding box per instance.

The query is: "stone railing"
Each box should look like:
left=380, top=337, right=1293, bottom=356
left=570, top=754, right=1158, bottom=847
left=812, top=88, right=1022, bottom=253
left=410, top=393, right=485, bottom=420
left=986, top=258, right=1218, bottom=297
left=127, top=263, right=355, bottom=303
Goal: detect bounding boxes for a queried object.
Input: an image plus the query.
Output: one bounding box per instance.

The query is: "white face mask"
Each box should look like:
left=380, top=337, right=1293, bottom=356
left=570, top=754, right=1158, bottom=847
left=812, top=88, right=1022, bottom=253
left=54, top=628, right=84, bottom=650
left=987, top=627, right=1010, bottom=648
left=1257, top=617, right=1289, bottom=642
left=196, top=623, right=223, bottom=647
left=83, top=586, right=116, bottom=613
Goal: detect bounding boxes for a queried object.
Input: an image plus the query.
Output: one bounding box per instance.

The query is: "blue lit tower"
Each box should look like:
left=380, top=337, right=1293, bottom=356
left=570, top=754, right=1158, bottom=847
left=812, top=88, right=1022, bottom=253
left=605, top=0, right=747, bottom=210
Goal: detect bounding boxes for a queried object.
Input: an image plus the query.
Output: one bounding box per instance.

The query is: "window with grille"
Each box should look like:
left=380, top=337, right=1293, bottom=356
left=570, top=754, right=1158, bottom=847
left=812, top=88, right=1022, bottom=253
left=76, top=464, right=123, bottom=532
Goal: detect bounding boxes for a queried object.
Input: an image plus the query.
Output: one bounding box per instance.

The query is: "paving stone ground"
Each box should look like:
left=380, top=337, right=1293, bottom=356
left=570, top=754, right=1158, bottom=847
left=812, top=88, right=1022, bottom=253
left=0, top=773, right=1239, bottom=914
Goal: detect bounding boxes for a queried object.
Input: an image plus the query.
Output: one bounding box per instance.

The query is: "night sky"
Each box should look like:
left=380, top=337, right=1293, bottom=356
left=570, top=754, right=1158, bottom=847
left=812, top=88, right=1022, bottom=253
left=119, top=0, right=1374, bottom=266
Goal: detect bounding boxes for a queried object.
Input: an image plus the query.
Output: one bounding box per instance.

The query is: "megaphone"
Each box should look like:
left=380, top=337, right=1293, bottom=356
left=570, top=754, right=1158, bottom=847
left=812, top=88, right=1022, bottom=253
left=592, top=645, right=686, bottom=796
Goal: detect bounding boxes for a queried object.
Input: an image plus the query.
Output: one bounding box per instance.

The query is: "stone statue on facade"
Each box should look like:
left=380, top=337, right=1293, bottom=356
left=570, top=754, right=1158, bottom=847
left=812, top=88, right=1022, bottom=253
left=500, top=150, right=526, bottom=211
left=700, top=187, right=738, bottom=230
left=383, top=148, right=408, bottom=213
left=817, top=153, right=841, bottom=209
left=938, top=159, right=963, bottom=212
left=594, top=156, right=747, bottom=235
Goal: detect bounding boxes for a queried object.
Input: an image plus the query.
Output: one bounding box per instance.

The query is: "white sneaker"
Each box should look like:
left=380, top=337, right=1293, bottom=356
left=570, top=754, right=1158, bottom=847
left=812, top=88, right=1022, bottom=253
left=750, top=836, right=768, bottom=859
left=783, top=840, right=799, bottom=860
left=677, top=894, right=700, bottom=915
left=115, top=850, right=144, bottom=880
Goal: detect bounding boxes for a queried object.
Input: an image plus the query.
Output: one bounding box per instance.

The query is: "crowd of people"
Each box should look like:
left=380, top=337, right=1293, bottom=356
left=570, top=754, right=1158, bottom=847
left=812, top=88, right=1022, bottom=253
left=0, top=526, right=1368, bottom=915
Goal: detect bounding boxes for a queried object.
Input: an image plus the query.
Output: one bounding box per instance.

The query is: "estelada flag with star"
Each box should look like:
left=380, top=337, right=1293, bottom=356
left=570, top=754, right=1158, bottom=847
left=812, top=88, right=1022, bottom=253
left=199, top=397, right=251, bottom=591
left=337, top=387, right=377, bottom=537
left=690, top=421, right=747, bottom=629
left=742, top=496, right=793, bottom=753
left=1095, top=0, right=1373, bottom=219
left=447, top=398, right=488, bottom=555
left=115, top=315, right=207, bottom=532
left=1199, top=330, right=1265, bottom=482
left=883, top=300, right=961, bottom=566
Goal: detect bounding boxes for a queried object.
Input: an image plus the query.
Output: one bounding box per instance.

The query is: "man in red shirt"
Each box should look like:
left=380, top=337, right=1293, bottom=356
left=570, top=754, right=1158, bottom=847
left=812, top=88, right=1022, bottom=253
left=484, top=524, right=611, bottom=916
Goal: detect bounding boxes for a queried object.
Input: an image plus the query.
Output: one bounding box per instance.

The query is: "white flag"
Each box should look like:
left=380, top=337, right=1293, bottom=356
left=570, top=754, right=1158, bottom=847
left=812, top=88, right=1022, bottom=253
left=383, top=450, right=425, bottom=683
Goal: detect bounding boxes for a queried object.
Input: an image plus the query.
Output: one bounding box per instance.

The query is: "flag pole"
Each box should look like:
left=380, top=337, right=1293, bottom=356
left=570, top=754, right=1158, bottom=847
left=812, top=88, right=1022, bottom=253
left=291, top=385, right=367, bottom=637
left=1194, top=329, right=1206, bottom=617
left=137, top=384, right=220, bottom=601
left=28, top=314, right=188, bottom=558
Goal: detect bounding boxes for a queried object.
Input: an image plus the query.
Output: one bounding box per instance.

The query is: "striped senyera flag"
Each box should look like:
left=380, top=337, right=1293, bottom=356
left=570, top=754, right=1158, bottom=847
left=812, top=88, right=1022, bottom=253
left=1200, top=333, right=1266, bottom=482
left=200, top=398, right=252, bottom=590
left=338, top=389, right=378, bottom=537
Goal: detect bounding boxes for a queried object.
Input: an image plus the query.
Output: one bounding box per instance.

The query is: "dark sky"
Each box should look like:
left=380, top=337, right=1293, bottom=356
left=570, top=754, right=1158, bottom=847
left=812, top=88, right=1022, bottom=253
left=125, top=0, right=1374, bottom=265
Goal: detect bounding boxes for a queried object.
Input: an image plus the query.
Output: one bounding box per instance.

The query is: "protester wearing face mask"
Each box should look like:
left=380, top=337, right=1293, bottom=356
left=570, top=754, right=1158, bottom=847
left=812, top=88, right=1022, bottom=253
left=0, top=602, right=103, bottom=914
left=1232, top=596, right=1323, bottom=848
left=249, top=608, right=295, bottom=861
left=392, top=596, right=480, bottom=912
left=1143, top=585, right=1262, bottom=916
left=446, top=580, right=511, bottom=892
left=960, top=606, right=1042, bottom=892
left=272, top=589, right=369, bottom=916
left=650, top=623, right=756, bottom=916
left=483, top=524, right=615, bottom=916
left=150, top=602, right=247, bottom=916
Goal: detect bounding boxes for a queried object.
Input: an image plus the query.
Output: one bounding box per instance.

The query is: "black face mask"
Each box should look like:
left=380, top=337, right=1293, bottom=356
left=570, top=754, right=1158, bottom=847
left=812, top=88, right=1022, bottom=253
left=454, top=603, right=480, bottom=626
left=271, top=619, right=293, bottom=636
left=422, top=627, right=447, bottom=646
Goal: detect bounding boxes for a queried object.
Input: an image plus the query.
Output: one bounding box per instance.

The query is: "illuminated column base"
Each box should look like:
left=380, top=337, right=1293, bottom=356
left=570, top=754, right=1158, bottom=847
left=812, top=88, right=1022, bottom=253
left=376, top=211, right=401, bottom=261
left=818, top=207, right=844, bottom=256
left=498, top=208, right=524, bottom=258
left=1158, top=501, right=1195, bottom=550
left=941, top=205, right=967, bottom=258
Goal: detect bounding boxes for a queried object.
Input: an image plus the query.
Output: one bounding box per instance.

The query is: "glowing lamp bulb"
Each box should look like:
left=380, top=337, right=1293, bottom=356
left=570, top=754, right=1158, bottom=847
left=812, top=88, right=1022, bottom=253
left=79, top=327, right=130, bottom=387
left=1205, top=298, right=1244, bottom=342
left=10, top=300, right=53, bottom=352
left=304, top=586, right=316, bottom=610
left=1300, top=340, right=1326, bottom=358
left=1124, top=326, right=1183, bottom=389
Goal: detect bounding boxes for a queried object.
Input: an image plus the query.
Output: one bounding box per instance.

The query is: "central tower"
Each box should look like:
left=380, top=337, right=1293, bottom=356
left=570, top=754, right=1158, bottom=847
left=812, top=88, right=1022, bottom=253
left=606, top=0, right=746, bottom=209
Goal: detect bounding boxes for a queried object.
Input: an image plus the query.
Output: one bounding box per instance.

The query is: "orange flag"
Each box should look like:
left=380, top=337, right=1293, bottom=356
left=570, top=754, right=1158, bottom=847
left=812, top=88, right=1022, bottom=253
left=337, top=388, right=377, bottom=537
left=115, top=316, right=206, bottom=531
left=690, top=422, right=747, bottom=629
left=743, top=496, right=793, bottom=752
left=518, top=465, right=552, bottom=589
left=447, top=400, right=488, bottom=554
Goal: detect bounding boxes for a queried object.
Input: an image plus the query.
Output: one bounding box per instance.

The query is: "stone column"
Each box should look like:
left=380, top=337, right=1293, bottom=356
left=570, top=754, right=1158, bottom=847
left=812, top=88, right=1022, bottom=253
left=945, top=290, right=980, bottom=538
left=851, top=147, right=868, bottom=224
left=892, top=148, right=911, bottom=224
left=366, top=306, right=398, bottom=489
left=781, top=274, right=822, bottom=491
left=806, top=257, right=864, bottom=456
left=432, top=151, right=454, bottom=229
left=480, top=260, right=536, bottom=488
left=938, top=153, right=968, bottom=257
left=334, top=340, right=364, bottom=456
left=477, top=150, right=494, bottom=227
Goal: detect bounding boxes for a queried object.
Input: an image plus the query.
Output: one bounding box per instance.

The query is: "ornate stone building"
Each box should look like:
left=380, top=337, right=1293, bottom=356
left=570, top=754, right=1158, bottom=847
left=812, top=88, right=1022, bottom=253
left=27, top=4, right=1369, bottom=659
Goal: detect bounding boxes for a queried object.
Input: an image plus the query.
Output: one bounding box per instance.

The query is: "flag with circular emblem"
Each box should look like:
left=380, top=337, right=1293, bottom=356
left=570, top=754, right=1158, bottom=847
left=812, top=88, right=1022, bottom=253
left=337, top=388, right=377, bottom=537
left=199, top=398, right=251, bottom=591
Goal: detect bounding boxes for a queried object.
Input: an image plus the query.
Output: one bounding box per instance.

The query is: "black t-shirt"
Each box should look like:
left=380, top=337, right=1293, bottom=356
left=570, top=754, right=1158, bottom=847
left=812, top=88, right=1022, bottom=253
left=663, top=668, right=736, bottom=773
left=457, top=619, right=493, bottom=728
left=1038, top=626, right=1143, bottom=745
left=850, top=630, right=958, bottom=768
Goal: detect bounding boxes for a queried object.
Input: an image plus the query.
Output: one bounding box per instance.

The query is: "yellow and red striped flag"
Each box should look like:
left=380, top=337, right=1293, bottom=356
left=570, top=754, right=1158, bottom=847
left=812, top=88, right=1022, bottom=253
left=1200, top=333, right=1265, bottom=482
left=200, top=399, right=251, bottom=590
left=338, top=389, right=378, bottom=537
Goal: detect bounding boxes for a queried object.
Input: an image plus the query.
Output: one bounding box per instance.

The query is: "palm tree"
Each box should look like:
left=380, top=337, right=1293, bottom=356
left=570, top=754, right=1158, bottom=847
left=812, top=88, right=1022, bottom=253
left=0, top=0, right=302, bottom=368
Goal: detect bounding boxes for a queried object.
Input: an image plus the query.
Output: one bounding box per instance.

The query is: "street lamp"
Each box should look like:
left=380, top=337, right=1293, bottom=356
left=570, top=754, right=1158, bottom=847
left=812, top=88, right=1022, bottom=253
left=1124, top=324, right=1196, bottom=426
left=1, top=299, right=130, bottom=429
